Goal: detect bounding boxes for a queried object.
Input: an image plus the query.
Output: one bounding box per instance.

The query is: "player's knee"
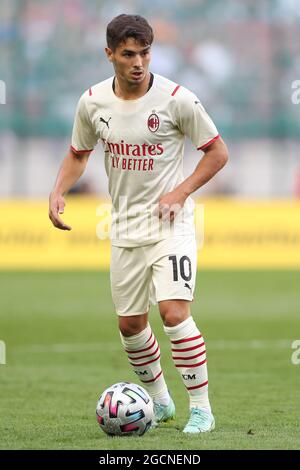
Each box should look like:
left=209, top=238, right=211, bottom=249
left=159, top=300, right=190, bottom=327
left=161, top=308, right=190, bottom=327
left=118, top=314, right=148, bottom=337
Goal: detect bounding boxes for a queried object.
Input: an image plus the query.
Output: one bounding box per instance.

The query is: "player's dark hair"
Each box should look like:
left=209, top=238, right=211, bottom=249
left=106, top=14, right=154, bottom=51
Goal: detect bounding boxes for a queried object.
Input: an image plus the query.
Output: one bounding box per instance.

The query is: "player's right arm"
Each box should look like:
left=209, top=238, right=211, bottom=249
left=49, top=149, right=91, bottom=230
left=49, top=91, right=97, bottom=230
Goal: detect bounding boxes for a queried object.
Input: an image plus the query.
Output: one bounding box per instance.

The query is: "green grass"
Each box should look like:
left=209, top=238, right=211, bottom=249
left=0, top=270, right=299, bottom=450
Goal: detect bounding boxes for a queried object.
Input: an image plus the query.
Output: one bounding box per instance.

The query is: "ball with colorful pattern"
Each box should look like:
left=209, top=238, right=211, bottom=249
left=96, top=382, right=154, bottom=436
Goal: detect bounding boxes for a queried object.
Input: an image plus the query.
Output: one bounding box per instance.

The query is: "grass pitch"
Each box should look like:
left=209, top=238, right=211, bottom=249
left=0, top=270, right=299, bottom=450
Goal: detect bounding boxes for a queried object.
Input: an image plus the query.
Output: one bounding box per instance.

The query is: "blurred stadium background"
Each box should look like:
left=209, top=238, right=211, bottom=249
left=1, top=0, right=300, bottom=198
left=0, top=0, right=300, bottom=450
left=1, top=0, right=300, bottom=269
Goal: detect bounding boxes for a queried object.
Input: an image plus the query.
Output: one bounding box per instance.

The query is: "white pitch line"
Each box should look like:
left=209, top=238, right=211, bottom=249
left=11, top=339, right=293, bottom=354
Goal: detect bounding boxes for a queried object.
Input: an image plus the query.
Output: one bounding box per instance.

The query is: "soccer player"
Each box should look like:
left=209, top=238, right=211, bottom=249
left=49, top=14, right=228, bottom=433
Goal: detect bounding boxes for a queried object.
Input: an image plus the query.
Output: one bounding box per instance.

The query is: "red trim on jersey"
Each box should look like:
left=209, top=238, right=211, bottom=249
left=186, top=380, right=208, bottom=391
left=197, top=134, right=220, bottom=151
left=175, top=359, right=207, bottom=368
left=70, top=145, right=93, bottom=155
left=171, top=85, right=180, bottom=96
left=171, top=334, right=202, bottom=345
left=89, top=87, right=92, bottom=96
left=141, top=370, right=163, bottom=383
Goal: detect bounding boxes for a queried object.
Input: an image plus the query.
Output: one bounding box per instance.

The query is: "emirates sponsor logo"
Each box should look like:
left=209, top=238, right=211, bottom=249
left=102, top=138, right=163, bottom=158
left=148, top=113, right=160, bottom=133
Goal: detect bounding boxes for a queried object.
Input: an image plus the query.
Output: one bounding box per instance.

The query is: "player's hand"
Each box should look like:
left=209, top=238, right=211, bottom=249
left=157, top=188, right=188, bottom=222
left=48, top=192, right=72, bottom=230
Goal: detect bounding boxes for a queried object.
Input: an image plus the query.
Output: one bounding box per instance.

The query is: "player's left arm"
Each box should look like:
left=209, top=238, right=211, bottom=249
left=158, top=137, right=228, bottom=221
left=182, top=135, right=228, bottom=192
left=158, top=87, right=228, bottom=221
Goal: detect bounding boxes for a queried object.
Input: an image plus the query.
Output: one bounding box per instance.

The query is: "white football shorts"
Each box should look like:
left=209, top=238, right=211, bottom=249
left=110, top=236, right=197, bottom=316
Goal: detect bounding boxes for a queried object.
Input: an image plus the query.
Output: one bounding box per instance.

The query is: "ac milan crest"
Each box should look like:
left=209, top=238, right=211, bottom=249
left=148, top=113, right=160, bottom=133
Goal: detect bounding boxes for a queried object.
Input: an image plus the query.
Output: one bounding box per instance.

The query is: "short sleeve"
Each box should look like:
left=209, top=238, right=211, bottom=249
left=71, top=92, right=98, bottom=154
left=175, top=87, right=219, bottom=150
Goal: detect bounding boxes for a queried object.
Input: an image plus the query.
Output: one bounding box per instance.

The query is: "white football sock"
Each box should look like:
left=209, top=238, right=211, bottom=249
left=164, top=316, right=211, bottom=411
left=120, top=323, right=170, bottom=405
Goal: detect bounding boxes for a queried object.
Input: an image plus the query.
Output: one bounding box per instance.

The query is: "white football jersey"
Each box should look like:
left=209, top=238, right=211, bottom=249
left=71, top=73, right=219, bottom=247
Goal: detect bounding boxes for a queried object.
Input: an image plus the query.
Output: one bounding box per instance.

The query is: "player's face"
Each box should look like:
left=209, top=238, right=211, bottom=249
left=106, top=38, right=151, bottom=86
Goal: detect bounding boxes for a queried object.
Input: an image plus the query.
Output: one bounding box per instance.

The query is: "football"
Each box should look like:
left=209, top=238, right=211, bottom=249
left=96, top=382, right=154, bottom=436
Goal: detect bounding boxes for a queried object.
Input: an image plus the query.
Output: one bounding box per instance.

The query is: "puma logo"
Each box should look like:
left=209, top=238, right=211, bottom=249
left=100, top=117, right=111, bottom=129
left=184, top=283, right=192, bottom=291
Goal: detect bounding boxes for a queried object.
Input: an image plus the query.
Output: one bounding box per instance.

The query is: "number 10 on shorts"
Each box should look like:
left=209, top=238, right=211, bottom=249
left=168, top=255, right=192, bottom=282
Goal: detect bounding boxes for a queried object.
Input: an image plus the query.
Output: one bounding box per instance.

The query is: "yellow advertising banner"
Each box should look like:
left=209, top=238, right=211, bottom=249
left=0, top=197, right=299, bottom=269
